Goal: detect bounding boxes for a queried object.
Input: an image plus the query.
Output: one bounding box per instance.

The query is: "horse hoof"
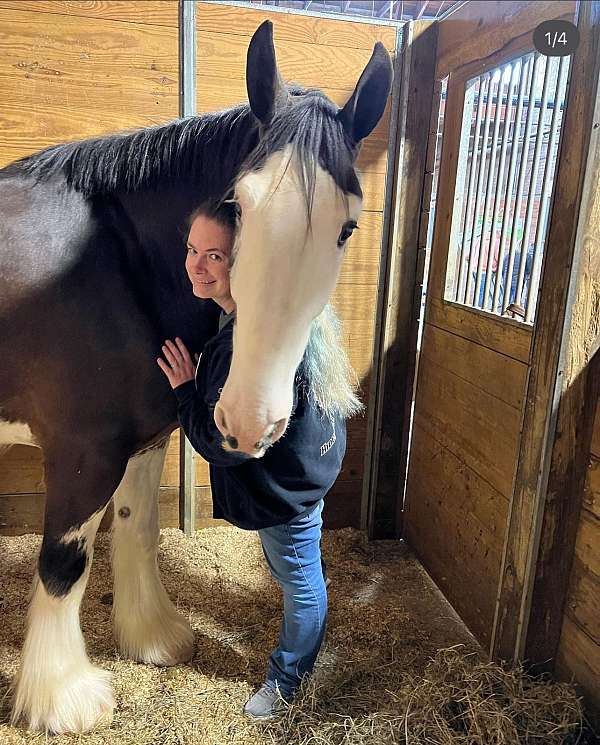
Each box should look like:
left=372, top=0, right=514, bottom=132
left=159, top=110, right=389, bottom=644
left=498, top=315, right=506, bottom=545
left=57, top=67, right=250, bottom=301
left=12, top=663, right=115, bottom=734
left=116, top=612, right=195, bottom=667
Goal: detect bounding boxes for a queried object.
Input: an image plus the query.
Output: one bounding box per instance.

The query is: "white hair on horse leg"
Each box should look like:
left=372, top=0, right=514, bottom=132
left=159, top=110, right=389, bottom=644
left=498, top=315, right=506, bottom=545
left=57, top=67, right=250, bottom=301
left=111, top=442, right=194, bottom=666
left=12, top=507, right=114, bottom=734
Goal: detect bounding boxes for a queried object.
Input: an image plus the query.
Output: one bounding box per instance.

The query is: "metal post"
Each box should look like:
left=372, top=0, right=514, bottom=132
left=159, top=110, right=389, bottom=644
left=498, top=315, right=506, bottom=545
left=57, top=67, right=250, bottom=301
left=492, top=55, right=532, bottom=314
left=179, top=0, right=197, bottom=534
left=503, top=53, right=541, bottom=315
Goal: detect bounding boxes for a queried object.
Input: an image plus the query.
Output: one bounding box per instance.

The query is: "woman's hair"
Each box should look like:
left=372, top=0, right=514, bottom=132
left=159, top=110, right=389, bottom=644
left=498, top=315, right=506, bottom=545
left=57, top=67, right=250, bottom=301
left=301, top=304, right=363, bottom=421
left=188, top=200, right=237, bottom=235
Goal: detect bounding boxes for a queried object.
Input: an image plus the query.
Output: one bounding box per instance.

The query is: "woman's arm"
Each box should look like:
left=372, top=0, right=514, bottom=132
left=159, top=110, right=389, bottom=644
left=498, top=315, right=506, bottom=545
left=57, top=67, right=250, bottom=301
left=158, top=337, right=251, bottom=467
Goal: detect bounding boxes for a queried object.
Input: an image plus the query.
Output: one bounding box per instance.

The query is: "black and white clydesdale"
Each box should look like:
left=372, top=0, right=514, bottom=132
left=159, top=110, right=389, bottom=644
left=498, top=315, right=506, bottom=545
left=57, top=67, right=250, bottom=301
left=0, top=22, right=392, bottom=733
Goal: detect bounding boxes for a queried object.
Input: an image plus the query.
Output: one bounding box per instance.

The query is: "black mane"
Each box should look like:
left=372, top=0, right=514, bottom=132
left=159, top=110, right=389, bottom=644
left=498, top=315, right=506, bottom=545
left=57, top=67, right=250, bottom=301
left=11, top=87, right=361, bottom=209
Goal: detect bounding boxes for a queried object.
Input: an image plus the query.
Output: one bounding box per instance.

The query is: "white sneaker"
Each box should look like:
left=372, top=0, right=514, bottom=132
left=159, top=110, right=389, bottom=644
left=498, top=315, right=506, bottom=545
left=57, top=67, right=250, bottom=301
left=243, top=683, right=290, bottom=720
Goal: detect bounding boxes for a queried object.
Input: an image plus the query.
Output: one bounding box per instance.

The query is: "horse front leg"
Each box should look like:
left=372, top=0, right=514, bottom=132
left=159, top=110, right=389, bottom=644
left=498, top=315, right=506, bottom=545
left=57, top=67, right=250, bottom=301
left=111, top=438, right=194, bottom=666
left=12, top=444, right=126, bottom=734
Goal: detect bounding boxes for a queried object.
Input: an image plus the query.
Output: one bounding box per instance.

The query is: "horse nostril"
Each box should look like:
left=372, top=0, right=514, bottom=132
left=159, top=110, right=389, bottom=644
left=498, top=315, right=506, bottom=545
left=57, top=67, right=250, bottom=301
left=225, top=435, right=238, bottom=449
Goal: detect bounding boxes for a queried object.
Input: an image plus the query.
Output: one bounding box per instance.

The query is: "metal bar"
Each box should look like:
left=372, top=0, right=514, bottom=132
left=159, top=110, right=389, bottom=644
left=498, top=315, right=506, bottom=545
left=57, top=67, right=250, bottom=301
left=503, top=53, right=542, bottom=314
left=456, top=74, right=487, bottom=302
left=483, top=62, right=519, bottom=312
left=215, top=0, right=403, bottom=26
left=178, top=0, right=196, bottom=534
left=493, top=56, right=532, bottom=314
left=361, top=24, right=405, bottom=532
left=525, top=55, right=570, bottom=323
left=415, top=1, right=429, bottom=19
left=465, top=73, right=494, bottom=305
left=179, top=0, right=196, bottom=119
left=474, top=66, right=507, bottom=309
left=514, top=56, right=553, bottom=308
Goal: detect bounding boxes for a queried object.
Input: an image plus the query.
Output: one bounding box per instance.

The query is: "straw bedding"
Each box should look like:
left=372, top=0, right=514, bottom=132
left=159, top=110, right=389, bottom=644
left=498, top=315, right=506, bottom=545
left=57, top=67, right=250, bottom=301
left=0, top=527, right=590, bottom=744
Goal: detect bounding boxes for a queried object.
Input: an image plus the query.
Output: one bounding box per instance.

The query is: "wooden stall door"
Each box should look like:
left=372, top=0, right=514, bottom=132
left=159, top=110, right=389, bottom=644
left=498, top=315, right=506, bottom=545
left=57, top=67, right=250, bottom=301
left=193, top=2, right=398, bottom=529
left=403, top=1, right=576, bottom=648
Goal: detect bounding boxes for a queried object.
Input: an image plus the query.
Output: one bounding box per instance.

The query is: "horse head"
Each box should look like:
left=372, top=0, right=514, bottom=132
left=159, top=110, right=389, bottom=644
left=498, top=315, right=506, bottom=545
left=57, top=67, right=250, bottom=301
left=215, top=21, right=393, bottom=456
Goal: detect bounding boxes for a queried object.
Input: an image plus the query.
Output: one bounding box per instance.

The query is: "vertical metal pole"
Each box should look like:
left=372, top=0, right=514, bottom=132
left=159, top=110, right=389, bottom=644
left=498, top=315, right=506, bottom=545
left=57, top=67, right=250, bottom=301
left=455, top=76, right=484, bottom=302
left=474, top=66, right=507, bottom=309
left=493, top=56, right=532, bottom=314
left=525, top=56, right=570, bottom=323
left=514, top=55, right=552, bottom=308
left=457, top=74, right=489, bottom=303
left=503, top=53, right=541, bottom=314
left=465, top=73, right=494, bottom=305
left=179, top=0, right=196, bottom=535
left=483, top=62, right=519, bottom=311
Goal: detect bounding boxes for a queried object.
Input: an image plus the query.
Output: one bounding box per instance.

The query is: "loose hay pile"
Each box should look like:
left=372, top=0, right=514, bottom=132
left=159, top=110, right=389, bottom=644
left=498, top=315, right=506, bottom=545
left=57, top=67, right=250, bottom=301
left=0, top=527, right=589, bottom=744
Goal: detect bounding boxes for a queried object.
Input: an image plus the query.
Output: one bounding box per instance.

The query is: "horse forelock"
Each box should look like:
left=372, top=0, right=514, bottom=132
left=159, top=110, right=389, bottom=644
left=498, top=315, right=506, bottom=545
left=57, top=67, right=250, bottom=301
left=237, top=88, right=362, bottom=225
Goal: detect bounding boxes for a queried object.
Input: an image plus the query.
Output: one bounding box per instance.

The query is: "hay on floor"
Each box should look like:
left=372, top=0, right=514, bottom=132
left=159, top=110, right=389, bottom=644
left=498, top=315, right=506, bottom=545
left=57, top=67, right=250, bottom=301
left=0, top=527, right=589, bottom=744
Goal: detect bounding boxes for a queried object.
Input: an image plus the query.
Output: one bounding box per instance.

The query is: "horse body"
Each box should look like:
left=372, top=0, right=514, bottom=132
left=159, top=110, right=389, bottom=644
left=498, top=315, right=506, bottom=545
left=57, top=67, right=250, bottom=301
left=0, top=21, right=392, bottom=733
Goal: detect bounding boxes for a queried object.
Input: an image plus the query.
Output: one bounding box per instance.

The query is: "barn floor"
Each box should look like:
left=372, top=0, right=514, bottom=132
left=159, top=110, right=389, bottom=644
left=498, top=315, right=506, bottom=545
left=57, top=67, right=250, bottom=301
left=0, top=528, right=585, bottom=744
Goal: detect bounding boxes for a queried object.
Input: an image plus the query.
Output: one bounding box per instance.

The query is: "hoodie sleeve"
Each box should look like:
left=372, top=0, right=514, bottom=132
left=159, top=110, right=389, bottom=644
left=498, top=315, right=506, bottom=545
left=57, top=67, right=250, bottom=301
left=173, top=347, right=252, bottom=467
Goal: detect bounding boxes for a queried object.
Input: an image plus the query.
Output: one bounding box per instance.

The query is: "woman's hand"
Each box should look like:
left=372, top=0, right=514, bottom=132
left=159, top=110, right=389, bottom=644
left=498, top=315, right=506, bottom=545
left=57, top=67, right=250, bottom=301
left=157, top=337, right=197, bottom=389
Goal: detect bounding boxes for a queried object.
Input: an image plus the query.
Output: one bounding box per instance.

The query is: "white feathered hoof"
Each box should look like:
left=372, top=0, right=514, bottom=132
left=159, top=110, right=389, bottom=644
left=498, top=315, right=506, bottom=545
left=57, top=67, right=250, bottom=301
left=12, top=662, right=115, bottom=734
left=115, top=607, right=195, bottom=667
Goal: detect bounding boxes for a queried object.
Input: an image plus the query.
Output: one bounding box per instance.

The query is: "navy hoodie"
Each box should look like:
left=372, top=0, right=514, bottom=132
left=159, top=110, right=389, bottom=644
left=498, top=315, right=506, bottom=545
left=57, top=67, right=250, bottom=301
left=173, top=314, right=346, bottom=530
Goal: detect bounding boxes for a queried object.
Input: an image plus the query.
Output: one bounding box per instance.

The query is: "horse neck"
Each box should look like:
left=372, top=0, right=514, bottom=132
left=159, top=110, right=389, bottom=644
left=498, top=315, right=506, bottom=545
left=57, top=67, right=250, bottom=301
left=113, top=107, right=259, bottom=348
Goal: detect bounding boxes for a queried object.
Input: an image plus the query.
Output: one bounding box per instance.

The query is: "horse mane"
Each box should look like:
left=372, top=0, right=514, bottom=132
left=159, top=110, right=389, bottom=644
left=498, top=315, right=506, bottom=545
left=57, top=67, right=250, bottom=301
left=13, top=104, right=258, bottom=197
left=11, top=87, right=360, bottom=215
left=301, top=304, right=363, bottom=421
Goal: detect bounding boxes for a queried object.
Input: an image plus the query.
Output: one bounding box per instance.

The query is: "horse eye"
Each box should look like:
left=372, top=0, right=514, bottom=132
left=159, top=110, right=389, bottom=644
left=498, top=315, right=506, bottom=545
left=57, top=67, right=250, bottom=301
left=337, top=221, right=358, bottom=248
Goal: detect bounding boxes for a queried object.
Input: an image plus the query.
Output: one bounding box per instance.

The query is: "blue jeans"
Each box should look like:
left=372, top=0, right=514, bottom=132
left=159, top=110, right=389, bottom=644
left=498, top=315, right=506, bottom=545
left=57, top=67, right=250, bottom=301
left=258, top=500, right=327, bottom=697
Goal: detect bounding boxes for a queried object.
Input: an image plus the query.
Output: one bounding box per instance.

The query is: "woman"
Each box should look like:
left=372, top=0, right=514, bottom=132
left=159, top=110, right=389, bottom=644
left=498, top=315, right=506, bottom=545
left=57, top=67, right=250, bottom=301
left=157, top=202, right=361, bottom=719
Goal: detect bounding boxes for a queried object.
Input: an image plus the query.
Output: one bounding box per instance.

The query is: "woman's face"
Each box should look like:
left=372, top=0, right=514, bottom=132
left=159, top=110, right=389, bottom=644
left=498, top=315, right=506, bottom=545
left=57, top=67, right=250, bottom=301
left=185, top=214, right=233, bottom=303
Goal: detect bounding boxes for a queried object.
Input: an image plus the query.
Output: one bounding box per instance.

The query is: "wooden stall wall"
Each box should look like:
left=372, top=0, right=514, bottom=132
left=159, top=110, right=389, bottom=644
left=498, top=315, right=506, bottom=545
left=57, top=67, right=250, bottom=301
left=0, top=0, right=181, bottom=534
left=192, top=2, right=397, bottom=529
left=556, top=389, right=600, bottom=723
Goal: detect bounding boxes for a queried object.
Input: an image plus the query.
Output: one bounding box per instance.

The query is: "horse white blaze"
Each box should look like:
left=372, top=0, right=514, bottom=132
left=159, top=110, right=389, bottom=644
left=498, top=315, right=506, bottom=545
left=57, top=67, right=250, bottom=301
left=12, top=506, right=113, bottom=734
left=111, top=442, right=194, bottom=666
left=217, top=147, right=362, bottom=455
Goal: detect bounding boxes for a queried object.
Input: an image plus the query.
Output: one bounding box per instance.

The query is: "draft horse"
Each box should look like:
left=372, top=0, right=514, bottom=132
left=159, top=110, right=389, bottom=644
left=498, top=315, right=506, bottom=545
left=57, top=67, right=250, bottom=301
left=0, top=21, right=392, bottom=733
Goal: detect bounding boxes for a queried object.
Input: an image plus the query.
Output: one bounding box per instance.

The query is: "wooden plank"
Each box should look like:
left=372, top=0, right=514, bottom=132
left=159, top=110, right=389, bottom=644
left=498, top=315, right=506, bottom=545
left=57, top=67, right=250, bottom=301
left=0, top=1, right=178, bottom=27
left=197, top=29, right=391, bottom=99
left=414, top=352, right=522, bottom=499
left=197, top=2, right=397, bottom=51
left=563, top=552, right=600, bottom=646
left=493, top=1, right=600, bottom=665
left=586, top=455, right=600, bottom=522
left=405, top=420, right=506, bottom=646
left=436, top=1, right=576, bottom=80
left=572, top=508, right=600, bottom=581
left=0, top=8, right=178, bottom=166
left=592, top=403, right=600, bottom=458
left=555, top=614, right=600, bottom=727
left=421, top=324, right=528, bottom=410
left=0, top=445, right=44, bottom=495
left=367, top=20, right=437, bottom=540
left=427, top=299, right=532, bottom=365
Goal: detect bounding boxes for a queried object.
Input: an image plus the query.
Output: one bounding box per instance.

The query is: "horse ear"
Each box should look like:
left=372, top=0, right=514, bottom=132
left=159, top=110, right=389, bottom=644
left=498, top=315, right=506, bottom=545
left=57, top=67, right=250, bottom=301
left=337, top=43, right=393, bottom=143
left=246, top=20, right=289, bottom=126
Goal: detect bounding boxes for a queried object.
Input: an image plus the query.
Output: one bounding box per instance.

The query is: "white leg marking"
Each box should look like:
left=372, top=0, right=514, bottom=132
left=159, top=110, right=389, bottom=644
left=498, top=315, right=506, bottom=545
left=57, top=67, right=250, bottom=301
left=112, top=441, right=194, bottom=666
left=12, top=507, right=114, bottom=734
